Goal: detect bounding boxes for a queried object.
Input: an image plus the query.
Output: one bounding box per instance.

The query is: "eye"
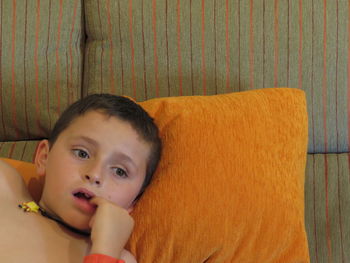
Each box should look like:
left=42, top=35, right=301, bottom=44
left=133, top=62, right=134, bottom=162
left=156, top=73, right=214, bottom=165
left=113, top=167, right=128, bottom=178
left=72, top=149, right=90, bottom=159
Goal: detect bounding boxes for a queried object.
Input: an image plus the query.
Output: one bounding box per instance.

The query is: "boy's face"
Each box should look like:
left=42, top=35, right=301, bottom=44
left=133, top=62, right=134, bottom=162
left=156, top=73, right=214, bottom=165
left=35, top=110, right=150, bottom=230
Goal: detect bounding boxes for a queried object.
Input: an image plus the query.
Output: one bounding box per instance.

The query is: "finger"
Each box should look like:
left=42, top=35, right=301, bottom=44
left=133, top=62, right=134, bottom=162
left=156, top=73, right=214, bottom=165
left=89, top=196, right=107, bottom=206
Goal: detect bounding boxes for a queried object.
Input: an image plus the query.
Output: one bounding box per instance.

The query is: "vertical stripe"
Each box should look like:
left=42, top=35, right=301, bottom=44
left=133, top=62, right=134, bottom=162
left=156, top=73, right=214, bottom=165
left=263, top=0, right=265, bottom=89
left=336, top=0, right=339, bottom=152
left=312, top=156, right=319, bottom=263
left=11, top=0, right=18, bottom=138
left=46, top=0, right=52, bottom=130
left=177, top=0, right=183, bottom=95
left=274, top=0, right=279, bottom=87
left=8, top=142, right=16, bottom=159
left=35, top=0, right=41, bottom=134
left=312, top=0, right=315, bottom=152
left=56, top=0, right=63, bottom=114
left=336, top=155, right=345, bottom=262
left=225, top=0, right=230, bottom=92
left=298, top=0, right=303, bottom=89
left=45, top=0, right=51, bottom=131
left=141, top=1, right=147, bottom=99
left=106, top=0, right=115, bottom=94
left=201, top=0, right=207, bottom=95
left=190, top=0, right=194, bottom=94
left=68, top=0, right=79, bottom=104
left=214, top=0, right=217, bottom=93
left=0, top=0, right=5, bottom=136
left=249, top=0, right=254, bottom=90
left=324, top=155, right=332, bottom=263
left=152, top=0, right=159, bottom=97
left=238, top=0, right=241, bottom=91
left=97, top=1, right=104, bottom=92
left=24, top=1, right=29, bottom=138
left=129, top=0, right=136, bottom=98
left=323, top=0, right=328, bottom=153
left=20, top=141, right=28, bottom=161
left=287, top=0, right=290, bottom=87
left=348, top=0, right=350, bottom=150
left=165, top=0, right=170, bottom=96
left=117, top=1, right=124, bottom=94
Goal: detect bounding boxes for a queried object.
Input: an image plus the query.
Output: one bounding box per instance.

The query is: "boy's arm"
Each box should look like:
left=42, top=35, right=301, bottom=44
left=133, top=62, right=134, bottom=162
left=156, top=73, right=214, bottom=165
left=88, top=197, right=136, bottom=262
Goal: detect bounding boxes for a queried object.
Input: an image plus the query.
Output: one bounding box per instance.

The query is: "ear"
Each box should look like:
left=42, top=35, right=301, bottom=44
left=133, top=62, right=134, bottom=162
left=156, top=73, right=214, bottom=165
left=35, top=140, right=50, bottom=176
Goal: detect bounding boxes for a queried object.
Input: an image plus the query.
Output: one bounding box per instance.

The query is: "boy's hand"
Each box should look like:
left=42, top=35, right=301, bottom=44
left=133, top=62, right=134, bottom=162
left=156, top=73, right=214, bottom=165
left=88, top=196, right=134, bottom=259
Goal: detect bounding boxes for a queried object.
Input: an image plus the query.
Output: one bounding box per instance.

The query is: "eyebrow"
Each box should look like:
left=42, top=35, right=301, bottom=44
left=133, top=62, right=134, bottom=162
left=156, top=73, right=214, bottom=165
left=72, top=136, right=137, bottom=170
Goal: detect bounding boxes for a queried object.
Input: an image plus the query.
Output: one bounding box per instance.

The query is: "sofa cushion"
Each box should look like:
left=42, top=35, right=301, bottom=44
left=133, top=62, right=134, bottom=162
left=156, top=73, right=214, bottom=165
left=0, top=141, right=40, bottom=162
left=83, top=0, right=350, bottom=154
left=305, top=153, right=350, bottom=263
left=0, top=0, right=84, bottom=141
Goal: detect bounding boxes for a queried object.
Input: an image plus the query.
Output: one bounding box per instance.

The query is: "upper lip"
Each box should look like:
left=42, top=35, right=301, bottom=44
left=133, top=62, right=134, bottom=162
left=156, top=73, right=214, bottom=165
left=72, top=188, right=96, bottom=199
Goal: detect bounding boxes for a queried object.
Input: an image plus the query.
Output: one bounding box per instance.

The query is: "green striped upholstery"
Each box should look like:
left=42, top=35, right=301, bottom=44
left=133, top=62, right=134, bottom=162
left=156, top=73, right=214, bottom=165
left=0, top=0, right=84, bottom=141
left=0, top=140, right=39, bottom=162
left=84, top=0, right=350, bottom=154
left=305, top=153, right=350, bottom=263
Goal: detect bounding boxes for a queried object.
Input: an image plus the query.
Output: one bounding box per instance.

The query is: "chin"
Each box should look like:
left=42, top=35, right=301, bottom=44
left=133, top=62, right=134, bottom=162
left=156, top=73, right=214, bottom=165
left=61, top=211, right=91, bottom=233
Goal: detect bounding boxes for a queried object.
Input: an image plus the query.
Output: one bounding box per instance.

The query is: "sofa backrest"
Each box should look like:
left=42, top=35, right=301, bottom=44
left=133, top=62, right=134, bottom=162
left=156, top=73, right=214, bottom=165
left=83, top=0, right=350, bottom=155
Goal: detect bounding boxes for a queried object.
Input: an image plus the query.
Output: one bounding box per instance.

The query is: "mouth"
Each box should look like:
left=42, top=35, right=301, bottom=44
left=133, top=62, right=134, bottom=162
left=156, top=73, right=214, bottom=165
left=72, top=188, right=95, bottom=201
left=72, top=188, right=97, bottom=214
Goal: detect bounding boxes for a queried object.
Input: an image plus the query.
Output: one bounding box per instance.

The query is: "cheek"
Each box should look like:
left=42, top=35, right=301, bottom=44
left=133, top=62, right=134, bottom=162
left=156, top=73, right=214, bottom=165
left=107, top=187, right=139, bottom=208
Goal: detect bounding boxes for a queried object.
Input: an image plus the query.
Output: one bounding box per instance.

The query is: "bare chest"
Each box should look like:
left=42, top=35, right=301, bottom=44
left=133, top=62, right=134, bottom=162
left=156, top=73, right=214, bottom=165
left=0, top=201, right=89, bottom=263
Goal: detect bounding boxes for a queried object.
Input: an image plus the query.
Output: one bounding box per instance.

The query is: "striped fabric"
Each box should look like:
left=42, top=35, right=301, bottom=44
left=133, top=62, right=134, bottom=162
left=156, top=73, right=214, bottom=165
left=305, top=153, right=350, bottom=263
left=84, top=0, right=350, bottom=154
left=0, top=0, right=84, bottom=141
left=0, top=140, right=39, bottom=162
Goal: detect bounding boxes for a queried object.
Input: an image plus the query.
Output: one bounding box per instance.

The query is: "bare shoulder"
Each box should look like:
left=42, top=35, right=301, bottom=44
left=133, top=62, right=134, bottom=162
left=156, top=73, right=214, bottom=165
left=0, top=160, right=28, bottom=199
left=121, top=249, right=137, bottom=263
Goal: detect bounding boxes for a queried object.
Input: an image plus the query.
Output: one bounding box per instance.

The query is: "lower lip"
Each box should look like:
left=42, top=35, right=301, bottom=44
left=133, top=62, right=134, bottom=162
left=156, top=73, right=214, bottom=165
left=72, top=196, right=96, bottom=214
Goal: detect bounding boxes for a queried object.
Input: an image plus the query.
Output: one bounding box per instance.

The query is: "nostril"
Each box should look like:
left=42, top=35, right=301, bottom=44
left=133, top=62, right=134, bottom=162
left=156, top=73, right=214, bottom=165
left=95, top=180, right=100, bottom=185
left=85, top=175, right=90, bottom=180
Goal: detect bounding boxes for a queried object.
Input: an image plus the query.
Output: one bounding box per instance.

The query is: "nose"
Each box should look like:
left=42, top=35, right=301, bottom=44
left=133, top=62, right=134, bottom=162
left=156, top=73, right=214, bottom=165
left=84, top=174, right=101, bottom=185
left=83, top=161, right=103, bottom=186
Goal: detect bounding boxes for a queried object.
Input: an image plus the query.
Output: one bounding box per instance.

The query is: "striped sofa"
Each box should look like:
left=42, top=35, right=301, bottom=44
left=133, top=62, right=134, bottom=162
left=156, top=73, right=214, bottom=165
left=0, top=1, right=349, bottom=262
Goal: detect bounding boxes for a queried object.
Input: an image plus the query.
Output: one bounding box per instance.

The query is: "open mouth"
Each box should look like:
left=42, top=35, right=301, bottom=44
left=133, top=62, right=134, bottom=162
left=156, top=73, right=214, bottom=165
left=72, top=189, right=95, bottom=201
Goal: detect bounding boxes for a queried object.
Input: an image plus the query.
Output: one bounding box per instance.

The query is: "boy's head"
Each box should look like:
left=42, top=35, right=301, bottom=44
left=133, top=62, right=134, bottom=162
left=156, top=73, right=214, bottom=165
left=48, top=94, right=161, bottom=201
left=35, top=93, right=162, bottom=231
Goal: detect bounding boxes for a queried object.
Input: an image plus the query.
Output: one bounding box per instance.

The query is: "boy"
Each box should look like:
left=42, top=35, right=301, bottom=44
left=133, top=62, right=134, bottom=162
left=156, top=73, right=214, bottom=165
left=0, top=94, right=162, bottom=263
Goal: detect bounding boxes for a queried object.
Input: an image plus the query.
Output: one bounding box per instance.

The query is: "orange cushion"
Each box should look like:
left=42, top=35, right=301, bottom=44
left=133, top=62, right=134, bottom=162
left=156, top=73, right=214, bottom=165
left=132, top=88, right=310, bottom=262
left=1, top=157, right=42, bottom=202
left=2, top=88, right=310, bottom=262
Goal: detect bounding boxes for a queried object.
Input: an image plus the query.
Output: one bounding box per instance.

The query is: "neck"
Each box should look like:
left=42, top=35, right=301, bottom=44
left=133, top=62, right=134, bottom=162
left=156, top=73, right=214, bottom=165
left=38, top=201, right=90, bottom=237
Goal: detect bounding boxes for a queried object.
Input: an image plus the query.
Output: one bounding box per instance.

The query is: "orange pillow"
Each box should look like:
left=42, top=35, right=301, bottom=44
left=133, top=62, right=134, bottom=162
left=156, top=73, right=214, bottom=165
left=132, top=88, right=310, bottom=262
left=3, top=88, right=310, bottom=262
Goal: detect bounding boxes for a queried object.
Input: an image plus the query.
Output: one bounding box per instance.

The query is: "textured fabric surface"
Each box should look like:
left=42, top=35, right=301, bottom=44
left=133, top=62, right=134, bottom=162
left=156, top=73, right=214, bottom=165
left=128, top=88, right=309, bottom=262
left=305, top=153, right=350, bottom=263
left=84, top=0, right=350, bottom=153
left=0, top=140, right=40, bottom=162
left=0, top=0, right=84, bottom=141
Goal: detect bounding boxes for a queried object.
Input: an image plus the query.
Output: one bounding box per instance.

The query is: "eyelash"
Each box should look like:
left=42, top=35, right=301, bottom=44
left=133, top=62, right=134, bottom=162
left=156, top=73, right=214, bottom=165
left=113, top=167, right=128, bottom=178
left=72, top=149, right=90, bottom=159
